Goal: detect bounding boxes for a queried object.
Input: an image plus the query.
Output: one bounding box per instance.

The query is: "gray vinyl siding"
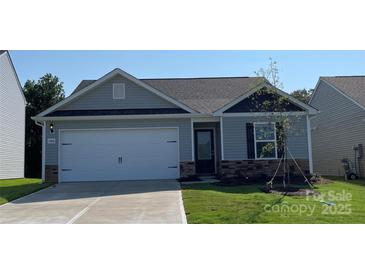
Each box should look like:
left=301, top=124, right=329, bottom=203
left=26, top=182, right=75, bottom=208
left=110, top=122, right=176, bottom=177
left=44, top=118, right=192, bottom=165
left=222, top=116, right=309, bottom=160
left=0, top=52, right=25, bottom=179
left=60, top=75, right=178, bottom=110
left=310, top=80, right=365, bottom=177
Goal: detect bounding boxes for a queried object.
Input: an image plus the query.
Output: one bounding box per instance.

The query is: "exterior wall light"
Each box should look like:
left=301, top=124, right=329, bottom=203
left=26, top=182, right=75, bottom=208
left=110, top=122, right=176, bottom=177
left=49, top=123, right=54, bottom=134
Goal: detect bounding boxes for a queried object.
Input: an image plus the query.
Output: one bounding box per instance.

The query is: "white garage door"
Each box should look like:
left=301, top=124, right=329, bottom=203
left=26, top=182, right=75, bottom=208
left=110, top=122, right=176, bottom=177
left=59, top=128, right=179, bottom=182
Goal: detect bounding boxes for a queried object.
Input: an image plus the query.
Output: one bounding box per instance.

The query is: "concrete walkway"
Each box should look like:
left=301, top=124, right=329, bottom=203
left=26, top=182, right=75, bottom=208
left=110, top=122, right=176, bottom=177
left=0, top=180, right=187, bottom=224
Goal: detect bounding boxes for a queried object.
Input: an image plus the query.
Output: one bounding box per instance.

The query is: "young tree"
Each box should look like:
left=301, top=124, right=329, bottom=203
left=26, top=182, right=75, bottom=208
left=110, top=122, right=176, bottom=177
left=291, top=88, right=313, bottom=104
left=24, top=74, right=65, bottom=178
left=254, top=59, right=312, bottom=189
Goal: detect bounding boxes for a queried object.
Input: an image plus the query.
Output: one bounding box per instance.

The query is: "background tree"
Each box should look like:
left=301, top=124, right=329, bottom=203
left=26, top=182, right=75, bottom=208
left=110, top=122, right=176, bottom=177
left=24, top=74, right=65, bottom=178
left=254, top=59, right=312, bottom=189
left=291, top=88, right=314, bottom=104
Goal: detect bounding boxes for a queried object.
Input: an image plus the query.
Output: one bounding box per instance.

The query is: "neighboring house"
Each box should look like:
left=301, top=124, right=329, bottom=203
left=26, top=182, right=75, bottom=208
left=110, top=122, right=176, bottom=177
left=33, top=68, right=317, bottom=183
left=0, top=50, right=26, bottom=179
left=310, top=76, right=365, bottom=178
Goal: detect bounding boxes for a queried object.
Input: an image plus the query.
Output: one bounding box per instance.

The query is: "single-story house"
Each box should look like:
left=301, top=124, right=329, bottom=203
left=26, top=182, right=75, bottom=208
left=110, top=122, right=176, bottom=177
left=33, top=68, right=317, bottom=183
left=310, top=76, right=365, bottom=178
left=0, top=50, right=26, bottom=179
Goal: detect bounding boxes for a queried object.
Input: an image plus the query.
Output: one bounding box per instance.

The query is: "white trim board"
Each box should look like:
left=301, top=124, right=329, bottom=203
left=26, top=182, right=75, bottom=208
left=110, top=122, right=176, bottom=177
left=32, top=112, right=315, bottom=122
left=220, top=116, right=224, bottom=160
left=191, top=117, right=220, bottom=123
left=213, top=82, right=267, bottom=115
left=32, top=113, right=207, bottom=122
left=308, top=78, right=322, bottom=105
left=35, top=68, right=197, bottom=118
left=222, top=111, right=309, bottom=117
left=190, top=118, right=195, bottom=161
left=214, top=82, right=318, bottom=115
left=253, top=122, right=278, bottom=160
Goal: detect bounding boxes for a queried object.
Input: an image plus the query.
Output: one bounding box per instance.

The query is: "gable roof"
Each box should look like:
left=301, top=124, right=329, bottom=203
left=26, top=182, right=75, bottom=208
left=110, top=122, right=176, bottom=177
left=73, top=77, right=318, bottom=114
left=37, top=68, right=317, bottom=118
left=144, top=77, right=268, bottom=113
left=0, top=50, right=26, bottom=104
left=36, top=68, right=198, bottom=117
left=318, top=76, right=365, bottom=109
left=72, top=77, right=268, bottom=113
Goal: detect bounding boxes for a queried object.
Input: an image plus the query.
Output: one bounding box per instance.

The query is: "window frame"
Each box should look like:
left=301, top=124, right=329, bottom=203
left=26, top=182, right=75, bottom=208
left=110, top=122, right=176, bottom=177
left=112, top=83, right=126, bottom=100
left=253, top=122, right=278, bottom=160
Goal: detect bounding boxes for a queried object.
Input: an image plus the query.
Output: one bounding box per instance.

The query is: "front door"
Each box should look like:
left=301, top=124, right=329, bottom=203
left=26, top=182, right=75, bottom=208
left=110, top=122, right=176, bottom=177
left=194, top=129, right=215, bottom=174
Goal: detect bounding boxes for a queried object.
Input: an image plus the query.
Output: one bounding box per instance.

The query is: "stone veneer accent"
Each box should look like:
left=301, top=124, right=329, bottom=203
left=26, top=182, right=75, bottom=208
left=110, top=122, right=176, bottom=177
left=45, top=165, right=58, bottom=183
left=46, top=163, right=196, bottom=182
left=45, top=160, right=309, bottom=182
left=219, top=159, right=310, bottom=178
left=180, top=161, right=195, bottom=177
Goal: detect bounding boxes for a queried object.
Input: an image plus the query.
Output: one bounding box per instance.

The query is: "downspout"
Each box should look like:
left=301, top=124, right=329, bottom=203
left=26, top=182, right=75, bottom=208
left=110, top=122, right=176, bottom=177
left=306, top=115, right=314, bottom=174
left=35, top=120, right=46, bottom=182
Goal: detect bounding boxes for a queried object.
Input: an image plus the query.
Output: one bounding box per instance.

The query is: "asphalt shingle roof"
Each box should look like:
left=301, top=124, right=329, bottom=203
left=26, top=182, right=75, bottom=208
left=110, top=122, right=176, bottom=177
left=72, top=80, right=96, bottom=94
left=321, top=76, right=365, bottom=108
left=72, top=77, right=265, bottom=113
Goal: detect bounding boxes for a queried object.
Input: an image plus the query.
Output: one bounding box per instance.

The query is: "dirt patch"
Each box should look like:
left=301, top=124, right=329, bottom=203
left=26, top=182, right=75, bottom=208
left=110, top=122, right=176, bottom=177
left=310, top=175, right=334, bottom=185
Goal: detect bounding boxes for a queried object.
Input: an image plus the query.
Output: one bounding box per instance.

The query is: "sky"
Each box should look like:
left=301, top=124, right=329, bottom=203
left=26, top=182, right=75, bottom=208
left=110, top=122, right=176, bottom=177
left=9, top=50, right=365, bottom=96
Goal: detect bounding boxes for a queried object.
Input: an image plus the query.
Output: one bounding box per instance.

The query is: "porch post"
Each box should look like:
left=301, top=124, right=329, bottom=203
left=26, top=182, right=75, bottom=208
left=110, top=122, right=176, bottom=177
left=191, top=118, right=195, bottom=161
left=220, top=116, right=224, bottom=160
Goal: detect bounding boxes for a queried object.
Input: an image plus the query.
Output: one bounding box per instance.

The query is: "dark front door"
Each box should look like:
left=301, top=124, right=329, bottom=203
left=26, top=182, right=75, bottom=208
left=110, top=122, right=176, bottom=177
left=195, top=129, right=215, bottom=174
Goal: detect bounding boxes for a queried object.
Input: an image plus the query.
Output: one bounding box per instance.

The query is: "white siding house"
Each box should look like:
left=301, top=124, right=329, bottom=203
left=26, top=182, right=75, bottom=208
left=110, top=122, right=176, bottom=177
left=0, top=50, right=26, bottom=179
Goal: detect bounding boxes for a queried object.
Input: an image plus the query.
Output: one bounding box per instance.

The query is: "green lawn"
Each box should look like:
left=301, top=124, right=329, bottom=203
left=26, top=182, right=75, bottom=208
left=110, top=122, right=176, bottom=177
left=0, top=178, right=52, bottom=205
left=182, top=177, right=365, bottom=224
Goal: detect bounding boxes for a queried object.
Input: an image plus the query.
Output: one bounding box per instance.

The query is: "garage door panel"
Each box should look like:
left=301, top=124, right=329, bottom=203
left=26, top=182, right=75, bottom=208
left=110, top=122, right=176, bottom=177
left=59, top=128, right=179, bottom=182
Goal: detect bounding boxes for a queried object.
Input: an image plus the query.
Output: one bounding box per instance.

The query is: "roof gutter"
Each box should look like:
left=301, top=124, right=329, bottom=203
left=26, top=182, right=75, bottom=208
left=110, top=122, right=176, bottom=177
left=35, top=120, right=44, bottom=127
left=32, top=113, right=212, bottom=122
left=32, top=110, right=318, bottom=122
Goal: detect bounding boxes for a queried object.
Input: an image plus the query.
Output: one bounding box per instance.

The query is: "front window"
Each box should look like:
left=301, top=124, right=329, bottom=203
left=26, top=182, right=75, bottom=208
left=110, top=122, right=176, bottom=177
left=254, top=122, right=277, bottom=159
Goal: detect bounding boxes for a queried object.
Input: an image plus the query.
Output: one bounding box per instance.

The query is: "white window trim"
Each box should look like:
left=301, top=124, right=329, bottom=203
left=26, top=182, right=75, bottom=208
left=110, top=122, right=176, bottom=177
left=113, top=83, right=125, bottom=99
left=253, top=122, right=278, bottom=160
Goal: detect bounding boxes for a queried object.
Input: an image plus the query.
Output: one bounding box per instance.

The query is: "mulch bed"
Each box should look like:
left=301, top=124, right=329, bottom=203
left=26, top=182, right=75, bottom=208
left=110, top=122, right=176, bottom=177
left=261, top=186, right=320, bottom=196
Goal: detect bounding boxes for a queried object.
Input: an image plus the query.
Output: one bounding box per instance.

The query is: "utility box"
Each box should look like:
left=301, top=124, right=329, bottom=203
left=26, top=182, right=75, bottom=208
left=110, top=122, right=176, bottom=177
left=358, top=144, right=363, bottom=159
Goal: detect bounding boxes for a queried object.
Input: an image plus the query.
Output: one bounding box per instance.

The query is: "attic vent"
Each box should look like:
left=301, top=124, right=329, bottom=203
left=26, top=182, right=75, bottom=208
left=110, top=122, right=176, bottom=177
left=113, top=83, right=125, bottom=99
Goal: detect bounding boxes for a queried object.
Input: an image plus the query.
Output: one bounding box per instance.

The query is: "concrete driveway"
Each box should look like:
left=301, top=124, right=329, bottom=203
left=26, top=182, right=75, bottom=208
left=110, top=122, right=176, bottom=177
left=0, top=180, right=187, bottom=224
